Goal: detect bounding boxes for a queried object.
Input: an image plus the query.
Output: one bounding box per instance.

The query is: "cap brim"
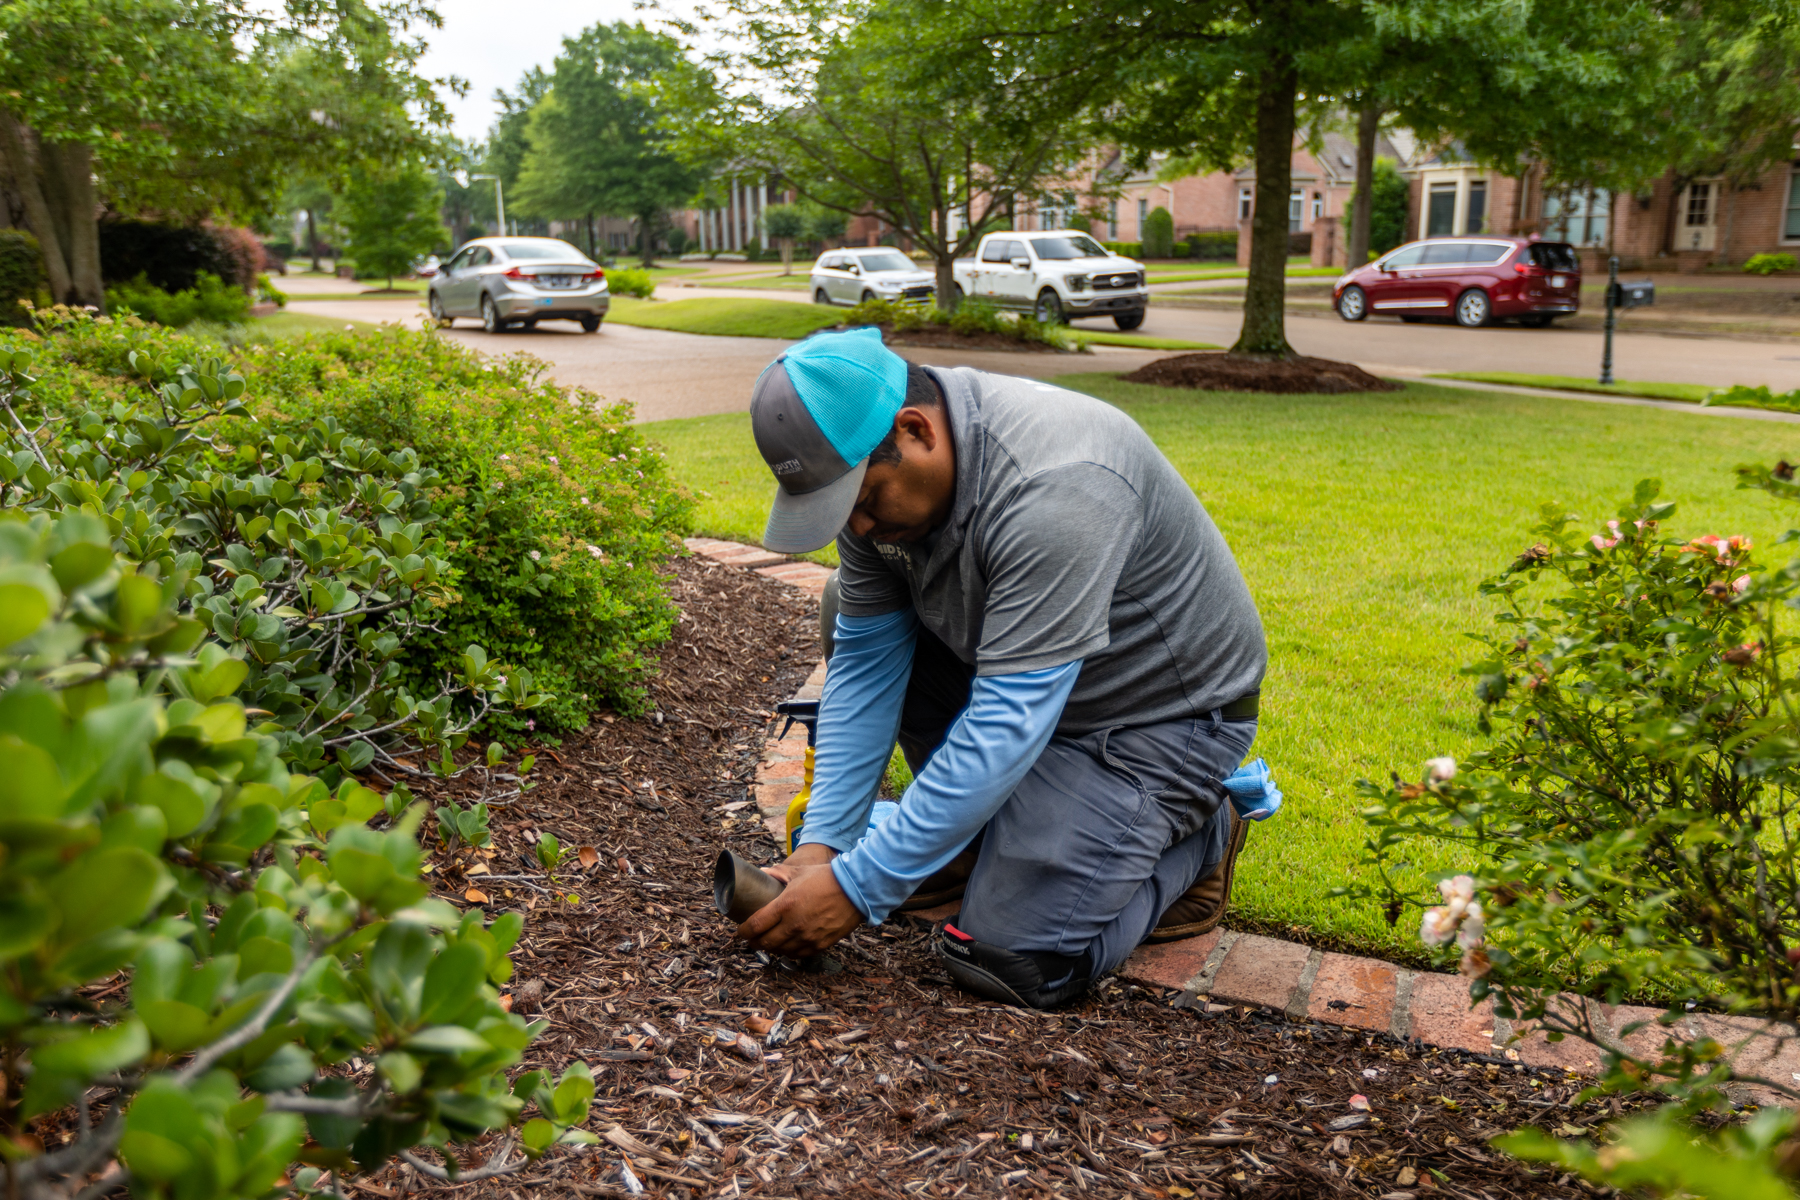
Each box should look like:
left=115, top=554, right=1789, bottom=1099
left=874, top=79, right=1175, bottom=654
left=762, top=459, right=868, bottom=554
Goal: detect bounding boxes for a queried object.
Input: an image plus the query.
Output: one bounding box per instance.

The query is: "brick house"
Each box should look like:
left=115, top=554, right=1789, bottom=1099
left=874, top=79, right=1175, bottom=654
left=1402, top=145, right=1800, bottom=272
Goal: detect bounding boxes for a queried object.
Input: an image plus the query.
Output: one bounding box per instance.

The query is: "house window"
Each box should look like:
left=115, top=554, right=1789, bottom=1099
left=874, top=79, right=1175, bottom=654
left=1785, top=172, right=1800, bottom=240
left=1137, top=197, right=1148, bottom=230
left=1238, top=188, right=1252, bottom=221
left=1465, top=181, right=1487, bottom=234
left=1311, top=191, right=1323, bottom=220
left=1685, top=183, right=1712, bottom=227
left=1427, top=182, right=1457, bottom=236
left=1544, top=189, right=1610, bottom=246
left=1288, top=188, right=1303, bottom=233
left=1108, top=199, right=1119, bottom=239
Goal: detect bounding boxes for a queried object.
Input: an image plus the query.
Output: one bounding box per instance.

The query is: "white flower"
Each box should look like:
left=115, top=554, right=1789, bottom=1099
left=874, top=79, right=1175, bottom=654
left=529, top=549, right=541, bottom=561
left=500, top=453, right=511, bottom=460
left=586, top=545, right=603, bottom=558
left=1438, top=874, right=1476, bottom=906
left=1420, top=906, right=1458, bottom=947
left=344, top=323, right=355, bottom=330
left=1456, top=902, right=1486, bottom=949
left=548, top=456, right=558, bottom=464
left=580, top=497, right=589, bottom=504
left=1425, top=756, right=1457, bottom=783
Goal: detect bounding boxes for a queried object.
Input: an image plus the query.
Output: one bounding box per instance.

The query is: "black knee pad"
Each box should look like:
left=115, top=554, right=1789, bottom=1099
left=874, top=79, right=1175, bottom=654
left=936, top=924, right=1091, bottom=1009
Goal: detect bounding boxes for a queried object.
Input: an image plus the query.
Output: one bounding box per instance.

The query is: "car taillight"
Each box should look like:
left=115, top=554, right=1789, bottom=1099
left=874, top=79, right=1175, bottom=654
left=585, top=269, right=605, bottom=282
left=504, top=266, right=528, bottom=280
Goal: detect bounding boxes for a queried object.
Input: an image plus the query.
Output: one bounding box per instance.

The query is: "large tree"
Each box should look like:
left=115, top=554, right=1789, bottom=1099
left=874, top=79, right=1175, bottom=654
left=511, top=22, right=705, bottom=266
left=674, top=0, right=1105, bottom=309
left=0, top=0, right=448, bottom=306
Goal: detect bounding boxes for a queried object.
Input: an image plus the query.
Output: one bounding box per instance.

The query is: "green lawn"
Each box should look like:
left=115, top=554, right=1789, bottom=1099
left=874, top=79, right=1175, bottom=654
left=1431, top=371, right=1715, bottom=404
left=642, top=377, right=1800, bottom=956
left=245, top=312, right=386, bottom=338
left=1069, top=331, right=1220, bottom=351
left=605, top=296, right=844, bottom=340
left=703, top=273, right=818, bottom=290
left=1147, top=266, right=1343, bottom=284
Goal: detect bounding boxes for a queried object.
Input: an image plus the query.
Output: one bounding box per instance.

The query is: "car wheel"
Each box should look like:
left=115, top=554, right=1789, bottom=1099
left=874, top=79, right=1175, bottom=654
left=481, top=295, right=508, bottom=334
left=1034, top=290, right=1065, bottom=324
left=580, top=315, right=602, bottom=333
left=1337, top=284, right=1368, bottom=322
left=1518, top=313, right=1553, bottom=328
left=1455, top=289, right=1491, bottom=328
left=428, top=290, right=450, bottom=328
left=1113, top=310, right=1145, bottom=330
left=861, top=289, right=876, bottom=304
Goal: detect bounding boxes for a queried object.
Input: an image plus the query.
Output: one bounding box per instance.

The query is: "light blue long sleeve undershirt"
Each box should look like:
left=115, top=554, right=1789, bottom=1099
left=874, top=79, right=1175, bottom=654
left=799, top=608, right=1081, bottom=925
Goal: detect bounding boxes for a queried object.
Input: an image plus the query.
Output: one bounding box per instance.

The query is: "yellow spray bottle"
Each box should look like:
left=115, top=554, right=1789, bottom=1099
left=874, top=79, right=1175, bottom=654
left=774, top=700, right=820, bottom=855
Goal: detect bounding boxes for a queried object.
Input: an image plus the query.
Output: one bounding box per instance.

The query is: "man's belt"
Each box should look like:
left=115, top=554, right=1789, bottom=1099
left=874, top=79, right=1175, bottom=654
left=1219, top=692, right=1260, bottom=721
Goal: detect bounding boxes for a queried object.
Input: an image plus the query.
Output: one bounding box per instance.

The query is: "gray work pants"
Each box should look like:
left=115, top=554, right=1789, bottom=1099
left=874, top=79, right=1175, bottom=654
left=821, top=574, right=1253, bottom=975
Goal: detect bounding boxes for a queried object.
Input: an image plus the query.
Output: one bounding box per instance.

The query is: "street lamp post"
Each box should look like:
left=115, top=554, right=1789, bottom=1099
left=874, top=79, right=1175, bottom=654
left=471, top=174, right=506, bottom=237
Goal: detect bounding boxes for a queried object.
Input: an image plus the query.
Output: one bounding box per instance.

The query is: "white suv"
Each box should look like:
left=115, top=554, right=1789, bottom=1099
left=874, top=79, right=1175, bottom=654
left=810, top=248, right=937, bottom=306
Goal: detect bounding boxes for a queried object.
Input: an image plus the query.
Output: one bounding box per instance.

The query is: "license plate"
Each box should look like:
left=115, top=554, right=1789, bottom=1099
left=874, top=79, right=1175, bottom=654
left=1550, top=275, right=1566, bottom=288
left=537, top=298, right=554, bottom=306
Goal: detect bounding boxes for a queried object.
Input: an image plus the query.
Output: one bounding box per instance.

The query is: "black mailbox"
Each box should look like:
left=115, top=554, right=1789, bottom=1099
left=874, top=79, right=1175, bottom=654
left=1611, top=279, right=1655, bottom=309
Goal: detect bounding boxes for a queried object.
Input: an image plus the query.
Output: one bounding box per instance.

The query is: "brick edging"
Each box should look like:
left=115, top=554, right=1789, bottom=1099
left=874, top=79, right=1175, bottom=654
left=684, top=537, right=1800, bottom=1099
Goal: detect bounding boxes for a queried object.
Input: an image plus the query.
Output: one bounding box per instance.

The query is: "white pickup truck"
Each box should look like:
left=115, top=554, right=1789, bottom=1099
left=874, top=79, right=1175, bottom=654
left=952, top=230, right=1149, bottom=329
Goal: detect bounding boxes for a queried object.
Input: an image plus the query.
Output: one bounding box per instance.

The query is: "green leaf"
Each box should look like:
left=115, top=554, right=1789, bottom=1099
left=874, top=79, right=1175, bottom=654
left=138, top=999, right=213, bottom=1054
left=520, top=1117, right=555, bottom=1157
left=418, top=942, right=486, bottom=1026
left=0, top=582, right=49, bottom=647
left=113, top=573, right=165, bottom=636
left=377, top=1050, right=421, bottom=1093
left=49, top=541, right=111, bottom=591
left=45, top=847, right=165, bottom=947
left=0, top=734, right=64, bottom=819
left=118, top=1130, right=193, bottom=1182
left=403, top=1025, right=490, bottom=1056
left=137, top=770, right=207, bottom=839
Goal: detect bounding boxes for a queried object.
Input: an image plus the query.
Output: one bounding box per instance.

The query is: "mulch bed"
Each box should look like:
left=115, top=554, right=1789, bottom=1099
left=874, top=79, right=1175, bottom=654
left=1122, top=354, right=1402, bottom=394
left=830, top=321, right=1079, bottom=353
left=368, top=554, right=1628, bottom=1199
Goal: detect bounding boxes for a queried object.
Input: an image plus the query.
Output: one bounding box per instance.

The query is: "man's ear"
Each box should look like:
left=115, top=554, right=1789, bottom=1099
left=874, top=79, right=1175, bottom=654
left=895, top=407, right=937, bottom=453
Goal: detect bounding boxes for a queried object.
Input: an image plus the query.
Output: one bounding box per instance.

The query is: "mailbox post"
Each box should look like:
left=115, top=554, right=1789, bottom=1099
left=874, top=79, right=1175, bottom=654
left=1598, top=256, right=1655, bottom=386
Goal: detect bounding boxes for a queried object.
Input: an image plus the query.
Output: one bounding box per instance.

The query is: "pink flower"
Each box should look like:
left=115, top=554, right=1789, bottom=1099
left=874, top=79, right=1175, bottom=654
left=1734, top=574, right=1751, bottom=594
left=1421, top=906, right=1458, bottom=947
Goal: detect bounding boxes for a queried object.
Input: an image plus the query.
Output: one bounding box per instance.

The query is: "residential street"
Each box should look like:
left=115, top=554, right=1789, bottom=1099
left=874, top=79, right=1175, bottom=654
left=284, top=279, right=1800, bottom=423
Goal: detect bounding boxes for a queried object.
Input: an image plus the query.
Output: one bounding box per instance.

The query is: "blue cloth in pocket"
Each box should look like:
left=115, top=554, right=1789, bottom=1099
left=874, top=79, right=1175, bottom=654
left=1222, top=758, right=1281, bottom=821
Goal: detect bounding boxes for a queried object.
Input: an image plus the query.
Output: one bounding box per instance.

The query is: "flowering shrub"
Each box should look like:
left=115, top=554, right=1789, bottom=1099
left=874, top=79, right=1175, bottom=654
left=3, top=316, right=693, bottom=738
left=0, top=352, right=592, bottom=1200
left=1357, top=475, right=1800, bottom=1104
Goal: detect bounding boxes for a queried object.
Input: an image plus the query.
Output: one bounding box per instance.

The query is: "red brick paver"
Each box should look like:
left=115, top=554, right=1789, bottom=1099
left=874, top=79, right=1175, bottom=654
left=1207, top=935, right=1312, bottom=1011
left=1306, top=953, right=1400, bottom=1034
left=1119, top=930, right=1223, bottom=993
left=1406, top=973, right=1498, bottom=1052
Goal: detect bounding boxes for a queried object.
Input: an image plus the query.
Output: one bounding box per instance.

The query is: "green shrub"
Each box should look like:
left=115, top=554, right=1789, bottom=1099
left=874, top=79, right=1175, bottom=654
left=99, top=220, right=248, bottom=292
left=1704, top=383, right=1800, bottom=412
left=1173, top=242, right=1191, bottom=258
left=255, top=274, right=288, bottom=308
left=0, top=340, right=593, bottom=1196
left=667, top=228, right=689, bottom=254
left=1186, top=231, right=1237, bottom=261
left=606, top=267, right=656, bottom=299
left=1067, top=213, right=1092, bottom=233
left=1350, top=157, right=1411, bottom=255
left=0, top=228, right=43, bottom=324
left=1743, top=252, right=1797, bottom=275
left=1101, top=241, right=1144, bottom=258
left=9, top=317, right=691, bottom=740
left=1141, top=207, right=1175, bottom=258
left=106, top=272, right=252, bottom=326
left=842, top=296, right=1071, bottom=350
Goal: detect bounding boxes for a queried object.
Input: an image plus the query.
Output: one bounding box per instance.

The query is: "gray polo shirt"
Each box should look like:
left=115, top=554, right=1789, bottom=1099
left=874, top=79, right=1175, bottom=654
left=834, top=366, right=1266, bottom=736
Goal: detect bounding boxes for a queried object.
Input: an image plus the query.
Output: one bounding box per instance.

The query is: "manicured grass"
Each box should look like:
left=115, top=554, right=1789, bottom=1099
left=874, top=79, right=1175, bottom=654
left=246, top=312, right=386, bottom=338
left=1431, top=371, right=1715, bottom=404
left=605, top=296, right=843, bottom=340
left=1069, top=331, right=1221, bottom=351
left=704, top=274, right=819, bottom=291
left=1147, top=266, right=1343, bottom=284
left=644, top=377, right=1800, bottom=955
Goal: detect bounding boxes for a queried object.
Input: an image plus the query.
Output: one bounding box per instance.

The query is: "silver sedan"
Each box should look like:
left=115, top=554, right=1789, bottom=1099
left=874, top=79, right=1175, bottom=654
left=429, top=237, right=611, bottom=333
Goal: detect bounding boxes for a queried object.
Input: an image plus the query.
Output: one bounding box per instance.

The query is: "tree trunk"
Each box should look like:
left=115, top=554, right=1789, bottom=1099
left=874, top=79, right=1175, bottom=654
left=0, top=110, right=72, bottom=304
left=1718, top=182, right=1738, bottom=268
left=1661, top=172, right=1690, bottom=256
left=307, top=209, right=321, bottom=273
left=1347, top=100, right=1379, bottom=267
left=780, top=237, right=793, bottom=276
left=1233, top=60, right=1299, bottom=358
left=639, top=217, right=653, bottom=269
left=49, top=144, right=101, bottom=307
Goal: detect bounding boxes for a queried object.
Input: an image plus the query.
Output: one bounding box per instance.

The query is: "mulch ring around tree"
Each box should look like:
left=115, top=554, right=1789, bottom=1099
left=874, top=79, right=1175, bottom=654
left=1123, top=353, right=1402, bottom=394
left=833, top=321, right=1081, bottom=353
left=382, top=553, right=1634, bottom=1200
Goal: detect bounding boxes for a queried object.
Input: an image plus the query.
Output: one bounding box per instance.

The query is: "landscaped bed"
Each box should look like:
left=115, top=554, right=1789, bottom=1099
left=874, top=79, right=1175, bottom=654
left=357, top=552, right=1628, bottom=1200
left=1122, top=353, right=1400, bottom=395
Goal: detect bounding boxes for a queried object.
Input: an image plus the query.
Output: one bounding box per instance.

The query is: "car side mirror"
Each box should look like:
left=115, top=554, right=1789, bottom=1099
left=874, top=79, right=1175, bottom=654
left=1011, top=257, right=1031, bottom=270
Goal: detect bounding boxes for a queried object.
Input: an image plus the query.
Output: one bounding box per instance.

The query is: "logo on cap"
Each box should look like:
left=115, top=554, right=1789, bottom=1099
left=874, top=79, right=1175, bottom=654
left=771, top=458, right=803, bottom=476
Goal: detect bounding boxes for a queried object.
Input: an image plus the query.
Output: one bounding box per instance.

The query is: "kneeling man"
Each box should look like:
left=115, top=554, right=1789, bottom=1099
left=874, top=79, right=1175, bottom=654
left=739, top=328, right=1269, bottom=1008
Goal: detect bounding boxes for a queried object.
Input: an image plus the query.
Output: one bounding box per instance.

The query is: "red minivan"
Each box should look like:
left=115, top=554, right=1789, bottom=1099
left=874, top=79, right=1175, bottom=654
left=1333, top=237, right=1580, bottom=328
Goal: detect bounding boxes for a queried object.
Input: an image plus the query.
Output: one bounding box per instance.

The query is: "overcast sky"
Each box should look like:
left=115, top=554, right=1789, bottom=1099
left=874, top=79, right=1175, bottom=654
left=418, top=0, right=699, bottom=141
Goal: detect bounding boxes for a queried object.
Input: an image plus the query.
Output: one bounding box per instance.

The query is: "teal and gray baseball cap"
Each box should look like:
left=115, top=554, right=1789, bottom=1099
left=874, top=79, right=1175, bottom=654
left=752, top=327, right=908, bottom=553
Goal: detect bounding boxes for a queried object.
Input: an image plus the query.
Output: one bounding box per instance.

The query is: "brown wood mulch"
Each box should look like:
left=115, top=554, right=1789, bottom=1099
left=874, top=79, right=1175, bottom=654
left=371, top=554, right=1626, bottom=1200
left=1122, top=354, right=1402, bottom=395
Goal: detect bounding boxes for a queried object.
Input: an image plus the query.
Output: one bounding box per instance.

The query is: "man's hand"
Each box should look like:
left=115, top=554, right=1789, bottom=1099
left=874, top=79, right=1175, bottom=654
left=738, top=849, right=862, bottom=959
